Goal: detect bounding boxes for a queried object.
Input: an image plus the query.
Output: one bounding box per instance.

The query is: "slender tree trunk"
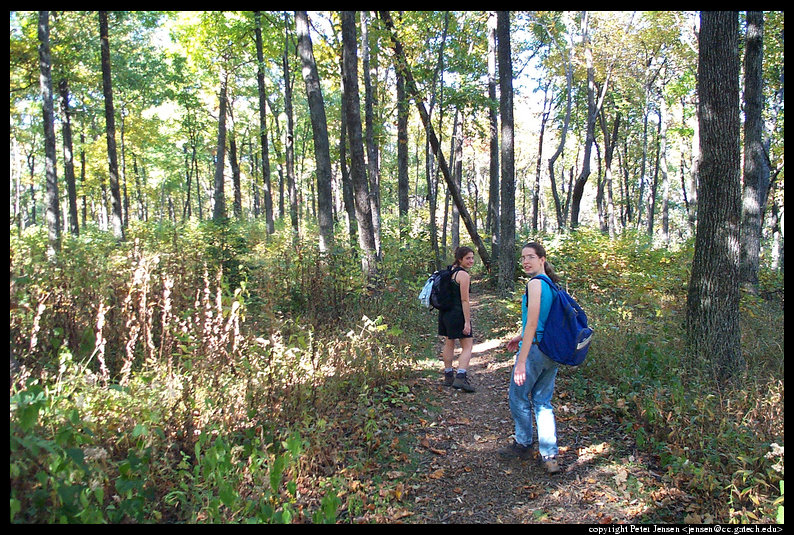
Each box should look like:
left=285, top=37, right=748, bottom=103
left=98, top=11, right=124, bottom=240
left=570, top=11, right=595, bottom=229
left=647, top=108, right=662, bottom=237
left=212, top=67, right=228, bottom=221
left=59, top=78, right=79, bottom=237
left=548, top=49, right=573, bottom=230
left=339, top=56, right=357, bottom=246
left=361, top=11, right=382, bottom=256
left=496, top=11, right=515, bottom=293
left=686, top=10, right=743, bottom=383
left=487, top=11, right=500, bottom=264
left=380, top=10, right=492, bottom=270
left=229, top=131, right=242, bottom=219
left=254, top=11, right=275, bottom=234
left=740, top=11, right=768, bottom=295
left=39, top=11, right=61, bottom=258
left=599, top=108, right=620, bottom=238
left=534, top=81, right=552, bottom=232
left=296, top=10, right=335, bottom=252
left=341, top=11, right=378, bottom=278
left=396, top=28, right=410, bottom=238
left=283, top=15, right=298, bottom=235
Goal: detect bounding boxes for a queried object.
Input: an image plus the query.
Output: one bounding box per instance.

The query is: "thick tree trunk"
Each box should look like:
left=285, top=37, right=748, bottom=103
left=686, top=10, right=743, bottom=383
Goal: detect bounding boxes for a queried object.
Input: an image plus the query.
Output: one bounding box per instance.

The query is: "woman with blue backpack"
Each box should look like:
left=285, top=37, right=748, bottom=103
left=499, top=242, right=562, bottom=474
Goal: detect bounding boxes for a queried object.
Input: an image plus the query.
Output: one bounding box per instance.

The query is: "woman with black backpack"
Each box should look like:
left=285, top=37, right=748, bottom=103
left=439, top=246, right=476, bottom=393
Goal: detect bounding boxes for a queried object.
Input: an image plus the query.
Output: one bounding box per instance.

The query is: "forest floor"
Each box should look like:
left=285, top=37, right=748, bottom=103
left=398, top=279, right=700, bottom=524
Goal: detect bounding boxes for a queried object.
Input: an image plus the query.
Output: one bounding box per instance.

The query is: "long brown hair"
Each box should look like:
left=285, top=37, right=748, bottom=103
left=523, top=242, right=560, bottom=283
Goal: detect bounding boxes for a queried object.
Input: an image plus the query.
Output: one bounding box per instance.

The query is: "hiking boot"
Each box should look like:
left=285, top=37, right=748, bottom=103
left=443, top=370, right=455, bottom=386
left=452, top=372, right=476, bottom=393
left=542, top=456, right=561, bottom=474
left=498, top=440, right=532, bottom=461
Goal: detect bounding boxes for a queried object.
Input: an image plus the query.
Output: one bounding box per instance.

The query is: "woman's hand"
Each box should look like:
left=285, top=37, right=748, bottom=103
left=463, top=320, right=471, bottom=336
left=506, top=335, right=521, bottom=353
left=513, top=355, right=527, bottom=386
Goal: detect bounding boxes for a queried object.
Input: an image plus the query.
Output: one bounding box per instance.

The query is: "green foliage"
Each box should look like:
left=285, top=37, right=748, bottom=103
left=9, top=222, right=784, bottom=523
left=9, top=219, right=426, bottom=523
left=544, top=227, right=784, bottom=523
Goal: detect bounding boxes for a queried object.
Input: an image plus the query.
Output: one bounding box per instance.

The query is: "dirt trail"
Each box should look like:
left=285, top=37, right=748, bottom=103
left=405, top=283, right=680, bottom=524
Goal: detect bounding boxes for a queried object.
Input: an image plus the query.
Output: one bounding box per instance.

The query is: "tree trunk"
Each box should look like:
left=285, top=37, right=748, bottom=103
left=98, top=11, right=124, bottom=241
left=570, top=11, right=595, bottom=229
left=496, top=11, right=515, bottom=293
left=647, top=108, right=662, bottom=237
left=361, top=11, right=382, bottom=256
left=229, top=132, right=242, bottom=219
left=740, top=11, right=768, bottom=295
left=39, top=11, right=61, bottom=258
left=283, top=13, right=298, bottom=235
left=296, top=11, right=335, bottom=252
left=599, top=108, right=620, bottom=238
left=339, top=56, right=357, bottom=246
left=254, top=11, right=275, bottom=234
left=686, top=10, right=743, bottom=383
left=534, top=81, right=552, bottom=232
left=212, top=67, right=228, bottom=221
left=487, top=12, right=500, bottom=263
left=548, top=49, right=573, bottom=230
left=58, top=78, right=79, bottom=237
left=341, top=11, right=378, bottom=278
left=396, top=16, right=410, bottom=237
left=380, top=10, right=492, bottom=271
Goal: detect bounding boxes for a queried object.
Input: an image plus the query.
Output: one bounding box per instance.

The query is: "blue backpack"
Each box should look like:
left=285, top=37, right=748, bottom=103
left=530, top=273, right=593, bottom=366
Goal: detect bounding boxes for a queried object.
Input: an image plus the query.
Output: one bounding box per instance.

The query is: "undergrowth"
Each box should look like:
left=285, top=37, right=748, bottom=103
left=537, top=228, right=784, bottom=523
left=10, top=222, right=783, bottom=523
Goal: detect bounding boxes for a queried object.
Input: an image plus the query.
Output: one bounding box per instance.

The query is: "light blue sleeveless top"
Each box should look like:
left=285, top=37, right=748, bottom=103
left=520, top=277, right=553, bottom=348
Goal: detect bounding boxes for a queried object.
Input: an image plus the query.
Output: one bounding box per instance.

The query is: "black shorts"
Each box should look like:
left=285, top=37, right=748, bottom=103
left=438, top=308, right=472, bottom=340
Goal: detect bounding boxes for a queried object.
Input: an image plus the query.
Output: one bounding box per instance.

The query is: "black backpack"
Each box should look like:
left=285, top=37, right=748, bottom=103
left=429, top=266, right=460, bottom=311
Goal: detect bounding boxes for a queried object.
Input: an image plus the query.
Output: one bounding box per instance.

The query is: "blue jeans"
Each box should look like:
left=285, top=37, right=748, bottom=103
left=508, top=343, right=559, bottom=459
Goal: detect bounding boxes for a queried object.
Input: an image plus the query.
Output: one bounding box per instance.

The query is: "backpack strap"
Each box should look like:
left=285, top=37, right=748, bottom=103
left=527, top=273, right=558, bottom=344
left=450, top=265, right=465, bottom=283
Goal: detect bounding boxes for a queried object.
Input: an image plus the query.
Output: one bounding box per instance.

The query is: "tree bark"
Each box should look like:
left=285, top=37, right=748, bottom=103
left=686, top=10, right=743, bottom=383
left=98, top=11, right=124, bottom=240
left=254, top=11, right=275, bottom=234
left=212, top=67, right=228, bottom=221
left=341, top=11, right=378, bottom=278
left=487, top=12, right=500, bottom=262
left=496, top=11, right=515, bottom=292
left=58, top=78, right=79, bottom=237
left=361, top=11, right=382, bottom=255
left=396, top=12, right=410, bottom=237
left=39, top=11, right=61, bottom=258
left=283, top=15, right=298, bottom=235
left=740, top=11, right=768, bottom=295
left=296, top=10, right=335, bottom=252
